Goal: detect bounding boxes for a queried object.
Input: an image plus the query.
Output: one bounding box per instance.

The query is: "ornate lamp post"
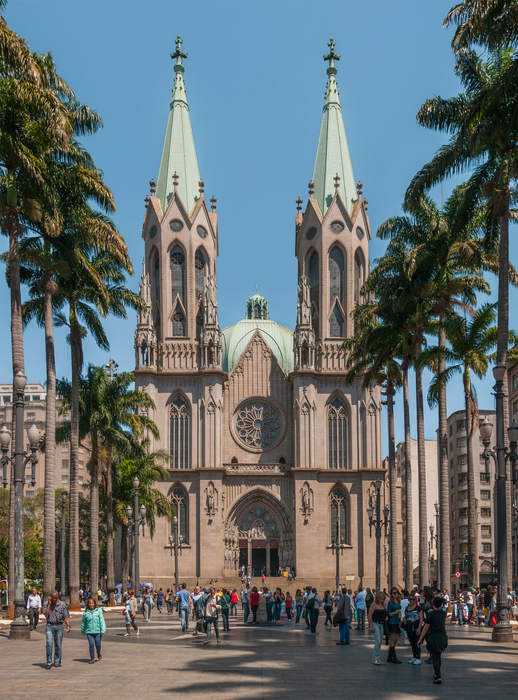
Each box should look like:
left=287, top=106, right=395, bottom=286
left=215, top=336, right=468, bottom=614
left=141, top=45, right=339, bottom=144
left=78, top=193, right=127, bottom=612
left=60, top=491, right=67, bottom=596
left=429, top=524, right=439, bottom=584
left=434, top=502, right=440, bottom=587
left=0, top=408, right=40, bottom=640
left=367, top=479, right=389, bottom=592
left=126, top=477, right=146, bottom=602
left=331, top=519, right=345, bottom=593
left=480, top=402, right=518, bottom=643
left=167, top=515, right=184, bottom=593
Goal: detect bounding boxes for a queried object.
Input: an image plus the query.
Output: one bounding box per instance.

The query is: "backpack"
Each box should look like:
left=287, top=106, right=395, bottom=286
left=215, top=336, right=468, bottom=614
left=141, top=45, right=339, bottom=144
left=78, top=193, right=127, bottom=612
left=306, top=596, right=315, bottom=611
left=366, top=591, right=374, bottom=606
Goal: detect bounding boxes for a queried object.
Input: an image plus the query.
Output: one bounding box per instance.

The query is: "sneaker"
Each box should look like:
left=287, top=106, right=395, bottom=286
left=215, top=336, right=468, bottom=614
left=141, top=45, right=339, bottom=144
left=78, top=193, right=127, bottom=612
left=97, top=655, right=102, bottom=661
left=413, top=659, right=422, bottom=665
left=123, top=633, right=129, bottom=637
left=88, top=659, right=95, bottom=664
left=45, top=663, right=52, bottom=670
left=372, top=660, right=381, bottom=665
left=433, top=678, right=442, bottom=684
left=54, top=663, right=61, bottom=668
left=408, top=658, right=416, bottom=664
left=136, top=631, right=140, bottom=637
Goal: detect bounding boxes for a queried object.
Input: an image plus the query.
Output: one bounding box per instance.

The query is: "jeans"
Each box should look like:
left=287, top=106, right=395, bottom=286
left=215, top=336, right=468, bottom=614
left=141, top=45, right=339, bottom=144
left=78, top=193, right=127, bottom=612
left=28, top=607, right=39, bottom=630
left=286, top=604, right=292, bottom=620
left=205, top=615, right=219, bottom=640
left=180, top=607, right=190, bottom=631
left=431, top=650, right=442, bottom=678
left=243, top=602, right=250, bottom=623
left=144, top=603, right=152, bottom=622
left=221, top=608, right=230, bottom=631
left=356, top=609, right=365, bottom=629
left=372, top=622, right=383, bottom=660
left=295, top=604, right=302, bottom=623
left=274, top=602, right=281, bottom=621
left=230, top=602, right=237, bottom=616
left=157, top=600, right=163, bottom=613
left=46, top=624, right=64, bottom=665
left=339, top=618, right=350, bottom=644
left=267, top=600, right=274, bottom=623
left=310, top=608, right=319, bottom=633
left=87, top=633, right=102, bottom=660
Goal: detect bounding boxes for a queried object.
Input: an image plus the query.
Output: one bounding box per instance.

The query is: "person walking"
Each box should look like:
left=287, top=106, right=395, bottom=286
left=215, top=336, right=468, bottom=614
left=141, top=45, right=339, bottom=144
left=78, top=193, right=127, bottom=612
left=241, top=584, right=250, bottom=623
left=44, top=591, right=71, bottom=669
left=230, top=589, right=239, bottom=617
left=220, top=588, right=231, bottom=631
left=156, top=588, right=164, bottom=614
left=26, top=587, right=42, bottom=631
left=355, top=586, right=366, bottom=630
left=142, top=588, right=154, bottom=623
left=368, top=591, right=387, bottom=664
left=418, top=596, right=448, bottom=684
left=386, top=588, right=402, bottom=664
left=176, top=583, right=192, bottom=633
left=295, top=589, right=303, bottom=624
left=323, top=590, right=333, bottom=627
left=166, top=588, right=174, bottom=615
left=402, top=594, right=423, bottom=665
left=335, top=587, right=352, bottom=646
left=250, top=587, right=260, bottom=624
left=204, top=587, right=221, bottom=645
left=81, top=598, right=106, bottom=663
left=123, top=589, right=139, bottom=637
left=308, top=588, right=322, bottom=633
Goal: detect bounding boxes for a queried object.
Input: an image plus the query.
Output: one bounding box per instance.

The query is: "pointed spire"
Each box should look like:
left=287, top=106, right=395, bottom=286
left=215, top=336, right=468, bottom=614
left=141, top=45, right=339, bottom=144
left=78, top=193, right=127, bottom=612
left=312, top=38, right=358, bottom=216
left=156, top=36, right=201, bottom=214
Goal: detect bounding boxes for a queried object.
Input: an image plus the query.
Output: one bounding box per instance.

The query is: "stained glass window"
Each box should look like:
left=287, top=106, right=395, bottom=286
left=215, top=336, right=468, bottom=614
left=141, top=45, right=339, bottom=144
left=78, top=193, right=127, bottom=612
left=328, top=397, right=348, bottom=469
left=170, top=395, right=191, bottom=469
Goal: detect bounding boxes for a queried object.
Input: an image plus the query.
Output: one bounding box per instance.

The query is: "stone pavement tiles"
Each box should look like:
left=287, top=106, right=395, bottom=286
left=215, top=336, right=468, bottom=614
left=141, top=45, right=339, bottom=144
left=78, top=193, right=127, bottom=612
left=0, top=611, right=517, bottom=699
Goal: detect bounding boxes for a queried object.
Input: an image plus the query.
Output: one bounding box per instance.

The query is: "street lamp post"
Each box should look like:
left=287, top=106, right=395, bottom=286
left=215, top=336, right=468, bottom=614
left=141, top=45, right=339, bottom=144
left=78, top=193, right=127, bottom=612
left=60, top=492, right=67, bottom=596
left=480, top=390, right=518, bottom=643
left=331, top=519, right=345, bottom=593
left=167, top=516, right=184, bottom=593
left=434, top=502, right=440, bottom=588
left=367, top=479, right=390, bottom=592
left=429, top=524, right=439, bottom=584
left=127, top=477, right=146, bottom=603
left=0, top=403, right=40, bottom=640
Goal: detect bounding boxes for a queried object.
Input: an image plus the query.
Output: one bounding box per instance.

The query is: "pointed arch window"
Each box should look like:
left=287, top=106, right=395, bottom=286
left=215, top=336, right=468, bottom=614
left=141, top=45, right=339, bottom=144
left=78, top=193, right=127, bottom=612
left=170, top=485, right=189, bottom=543
left=329, top=303, right=344, bottom=337
left=170, top=394, right=191, bottom=469
left=171, top=245, right=186, bottom=303
left=151, top=250, right=161, bottom=334
left=307, top=250, right=319, bottom=338
left=354, top=248, right=366, bottom=303
left=330, top=485, right=349, bottom=544
left=328, top=397, right=348, bottom=469
left=329, top=246, right=345, bottom=337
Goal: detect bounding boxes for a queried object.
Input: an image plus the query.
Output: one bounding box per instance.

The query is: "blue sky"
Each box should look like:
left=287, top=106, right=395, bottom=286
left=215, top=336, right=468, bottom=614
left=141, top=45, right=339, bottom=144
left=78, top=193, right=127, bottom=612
left=3, top=0, right=516, bottom=452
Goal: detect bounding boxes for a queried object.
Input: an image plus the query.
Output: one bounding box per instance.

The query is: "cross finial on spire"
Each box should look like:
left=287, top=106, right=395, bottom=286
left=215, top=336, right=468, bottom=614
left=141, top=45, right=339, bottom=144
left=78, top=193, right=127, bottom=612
left=210, top=195, right=217, bottom=212
left=308, top=180, right=314, bottom=196
left=334, top=172, right=340, bottom=192
left=171, top=34, right=187, bottom=73
left=324, top=37, right=340, bottom=74
left=296, top=196, right=302, bottom=212
left=149, top=178, right=156, bottom=195
left=172, top=171, right=179, bottom=191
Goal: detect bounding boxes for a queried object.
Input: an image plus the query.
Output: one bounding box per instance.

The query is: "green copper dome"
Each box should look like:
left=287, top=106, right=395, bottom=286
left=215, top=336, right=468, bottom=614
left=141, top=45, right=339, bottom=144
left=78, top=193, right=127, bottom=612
left=221, top=296, right=293, bottom=373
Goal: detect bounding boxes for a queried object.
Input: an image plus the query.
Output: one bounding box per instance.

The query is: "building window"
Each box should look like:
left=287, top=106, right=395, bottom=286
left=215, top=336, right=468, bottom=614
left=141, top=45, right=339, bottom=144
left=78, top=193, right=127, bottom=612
left=481, top=507, right=491, bottom=518
left=330, top=485, right=349, bottom=544
left=480, top=472, right=490, bottom=483
left=327, top=397, right=348, bottom=469
left=456, top=420, right=466, bottom=432
left=482, top=543, right=492, bottom=553
left=480, top=490, right=491, bottom=500
left=459, top=507, right=468, bottom=518
left=354, top=248, right=365, bottom=303
left=170, top=485, right=189, bottom=543
left=458, top=473, right=467, bottom=485
left=457, top=454, right=467, bottom=465
left=513, top=399, right=518, bottom=418
left=481, top=525, right=491, bottom=538
left=170, top=246, right=186, bottom=336
left=329, top=246, right=345, bottom=337
left=151, top=250, right=161, bottom=334
left=61, top=475, right=69, bottom=483
left=306, top=250, right=319, bottom=337
left=170, top=394, right=191, bottom=469
left=459, top=490, right=468, bottom=501
left=61, top=459, right=69, bottom=471
left=512, top=374, right=518, bottom=391
left=456, top=437, right=467, bottom=450
left=459, top=526, right=467, bottom=539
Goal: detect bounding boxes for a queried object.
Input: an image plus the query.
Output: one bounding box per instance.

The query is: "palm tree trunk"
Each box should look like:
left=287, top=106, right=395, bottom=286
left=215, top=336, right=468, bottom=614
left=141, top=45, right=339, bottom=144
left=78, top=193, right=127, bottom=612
left=464, top=368, right=479, bottom=588
left=438, top=326, right=451, bottom=592
left=415, top=347, right=429, bottom=588
left=387, top=378, right=398, bottom=588
left=68, top=316, right=82, bottom=610
left=105, top=455, right=115, bottom=600
left=42, top=276, right=57, bottom=598
left=89, top=455, right=99, bottom=594
left=402, top=364, right=413, bottom=589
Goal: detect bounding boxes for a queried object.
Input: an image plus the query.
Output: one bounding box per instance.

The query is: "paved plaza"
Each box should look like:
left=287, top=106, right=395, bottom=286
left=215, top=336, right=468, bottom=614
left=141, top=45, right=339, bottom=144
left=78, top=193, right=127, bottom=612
left=0, top=609, right=517, bottom=700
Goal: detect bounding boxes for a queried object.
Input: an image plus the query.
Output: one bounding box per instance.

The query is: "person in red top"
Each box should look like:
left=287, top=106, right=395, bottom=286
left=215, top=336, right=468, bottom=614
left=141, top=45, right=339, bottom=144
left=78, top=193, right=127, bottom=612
left=250, top=587, right=260, bottom=624
left=285, top=592, right=293, bottom=621
left=230, top=589, right=239, bottom=617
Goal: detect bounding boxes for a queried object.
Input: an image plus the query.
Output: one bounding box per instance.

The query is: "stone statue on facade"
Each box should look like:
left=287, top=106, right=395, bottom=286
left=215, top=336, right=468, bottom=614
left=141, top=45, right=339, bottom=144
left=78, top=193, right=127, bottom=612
left=300, top=481, right=314, bottom=523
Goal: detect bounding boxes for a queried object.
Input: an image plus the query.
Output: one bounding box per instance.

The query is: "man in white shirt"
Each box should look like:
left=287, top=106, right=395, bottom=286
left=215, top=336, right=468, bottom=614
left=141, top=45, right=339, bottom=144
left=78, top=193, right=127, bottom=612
left=355, top=587, right=367, bottom=630
left=26, top=587, right=42, bottom=631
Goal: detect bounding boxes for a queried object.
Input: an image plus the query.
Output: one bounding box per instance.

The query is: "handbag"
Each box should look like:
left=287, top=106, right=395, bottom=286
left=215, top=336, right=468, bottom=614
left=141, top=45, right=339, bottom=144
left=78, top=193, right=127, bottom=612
left=332, top=611, right=345, bottom=626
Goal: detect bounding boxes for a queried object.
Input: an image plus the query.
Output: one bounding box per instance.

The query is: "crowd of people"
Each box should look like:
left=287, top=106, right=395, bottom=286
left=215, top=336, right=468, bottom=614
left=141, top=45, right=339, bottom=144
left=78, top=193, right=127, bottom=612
left=24, top=579, right=518, bottom=683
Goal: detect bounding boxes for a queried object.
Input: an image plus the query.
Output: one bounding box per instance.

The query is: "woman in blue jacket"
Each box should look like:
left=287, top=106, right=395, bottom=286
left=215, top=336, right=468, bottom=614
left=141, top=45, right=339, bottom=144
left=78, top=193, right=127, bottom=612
left=81, top=597, right=106, bottom=663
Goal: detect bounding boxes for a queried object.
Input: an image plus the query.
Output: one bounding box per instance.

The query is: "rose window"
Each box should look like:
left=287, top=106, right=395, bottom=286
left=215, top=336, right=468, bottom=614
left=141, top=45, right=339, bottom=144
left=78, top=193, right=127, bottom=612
left=234, top=399, right=282, bottom=451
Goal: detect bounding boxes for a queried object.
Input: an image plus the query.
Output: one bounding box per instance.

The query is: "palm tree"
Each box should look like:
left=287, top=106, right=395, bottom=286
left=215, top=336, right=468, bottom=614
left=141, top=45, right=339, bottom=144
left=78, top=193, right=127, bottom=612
left=444, top=1, right=518, bottom=51
left=427, top=304, right=516, bottom=587
left=113, top=447, right=174, bottom=590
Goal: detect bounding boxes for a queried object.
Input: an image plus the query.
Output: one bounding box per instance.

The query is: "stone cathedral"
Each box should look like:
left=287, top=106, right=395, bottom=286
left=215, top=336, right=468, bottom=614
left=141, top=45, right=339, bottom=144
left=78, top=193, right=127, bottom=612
left=134, top=38, right=386, bottom=588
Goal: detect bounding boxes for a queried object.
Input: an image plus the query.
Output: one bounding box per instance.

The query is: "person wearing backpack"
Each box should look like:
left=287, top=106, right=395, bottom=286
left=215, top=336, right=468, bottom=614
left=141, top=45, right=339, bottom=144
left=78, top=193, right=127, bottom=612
left=335, top=587, right=352, bottom=645
left=402, top=594, right=423, bottom=664
left=203, top=587, right=222, bottom=645
left=219, top=588, right=231, bottom=632
left=323, top=590, right=333, bottom=627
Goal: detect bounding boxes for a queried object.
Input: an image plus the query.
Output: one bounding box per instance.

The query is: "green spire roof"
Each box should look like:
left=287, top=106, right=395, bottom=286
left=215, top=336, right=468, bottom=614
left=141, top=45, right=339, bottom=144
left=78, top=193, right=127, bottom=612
left=156, top=36, right=201, bottom=213
left=312, top=38, right=358, bottom=216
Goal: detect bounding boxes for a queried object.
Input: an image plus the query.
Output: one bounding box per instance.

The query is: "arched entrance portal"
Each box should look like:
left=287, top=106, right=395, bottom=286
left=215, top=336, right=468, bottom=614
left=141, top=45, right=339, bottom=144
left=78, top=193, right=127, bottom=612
left=224, top=489, right=293, bottom=577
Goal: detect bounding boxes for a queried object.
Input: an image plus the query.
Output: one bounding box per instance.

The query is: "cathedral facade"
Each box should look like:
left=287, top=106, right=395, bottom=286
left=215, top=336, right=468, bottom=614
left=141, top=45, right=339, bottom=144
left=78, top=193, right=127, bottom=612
left=134, top=38, right=387, bottom=588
